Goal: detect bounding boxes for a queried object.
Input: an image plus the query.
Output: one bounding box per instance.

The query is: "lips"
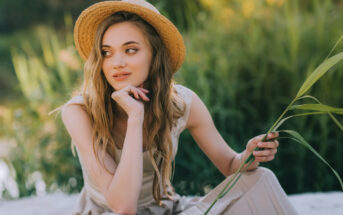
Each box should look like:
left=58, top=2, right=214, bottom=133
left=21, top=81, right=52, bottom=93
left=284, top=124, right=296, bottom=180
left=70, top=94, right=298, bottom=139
left=112, top=71, right=131, bottom=81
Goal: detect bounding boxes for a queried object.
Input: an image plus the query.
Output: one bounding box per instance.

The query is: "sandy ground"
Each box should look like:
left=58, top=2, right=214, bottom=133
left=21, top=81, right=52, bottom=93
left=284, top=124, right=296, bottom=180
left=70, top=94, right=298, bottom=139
left=0, top=192, right=342, bottom=215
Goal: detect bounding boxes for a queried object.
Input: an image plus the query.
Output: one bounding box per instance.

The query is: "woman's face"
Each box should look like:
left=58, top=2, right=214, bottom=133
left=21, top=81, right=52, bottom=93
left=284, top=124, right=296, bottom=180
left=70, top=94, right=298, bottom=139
left=101, top=22, right=152, bottom=90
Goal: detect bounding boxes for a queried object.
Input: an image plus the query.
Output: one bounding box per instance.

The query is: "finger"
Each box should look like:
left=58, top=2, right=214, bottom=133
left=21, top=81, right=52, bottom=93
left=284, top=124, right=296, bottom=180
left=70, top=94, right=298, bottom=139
left=254, top=155, right=275, bottom=162
left=111, top=91, right=117, bottom=99
left=128, top=87, right=139, bottom=99
left=253, top=148, right=277, bottom=157
left=246, top=139, right=259, bottom=152
left=138, top=87, right=149, bottom=93
left=253, top=134, right=266, bottom=143
left=137, top=89, right=150, bottom=101
left=266, top=132, right=279, bottom=140
left=247, top=134, right=265, bottom=152
left=257, top=140, right=279, bottom=149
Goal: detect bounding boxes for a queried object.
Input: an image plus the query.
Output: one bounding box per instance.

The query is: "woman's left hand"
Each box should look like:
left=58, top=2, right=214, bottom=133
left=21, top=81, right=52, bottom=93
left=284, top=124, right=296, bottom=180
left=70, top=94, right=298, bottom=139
left=245, top=132, right=279, bottom=163
left=239, top=132, right=279, bottom=171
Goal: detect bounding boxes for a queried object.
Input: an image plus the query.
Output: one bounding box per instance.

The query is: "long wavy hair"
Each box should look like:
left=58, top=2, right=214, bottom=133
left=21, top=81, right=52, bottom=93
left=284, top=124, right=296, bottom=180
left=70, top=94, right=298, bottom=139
left=80, top=12, right=185, bottom=205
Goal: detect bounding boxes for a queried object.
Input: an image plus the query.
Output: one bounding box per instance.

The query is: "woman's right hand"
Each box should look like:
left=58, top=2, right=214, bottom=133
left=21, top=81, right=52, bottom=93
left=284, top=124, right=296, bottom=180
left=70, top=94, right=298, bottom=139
left=111, top=85, right=150, bottom=119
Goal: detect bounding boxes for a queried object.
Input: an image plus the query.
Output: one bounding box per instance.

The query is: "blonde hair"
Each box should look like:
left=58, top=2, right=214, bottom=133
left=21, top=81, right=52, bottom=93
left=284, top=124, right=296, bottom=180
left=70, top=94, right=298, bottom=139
left=80, top=12, right=185, bottom=205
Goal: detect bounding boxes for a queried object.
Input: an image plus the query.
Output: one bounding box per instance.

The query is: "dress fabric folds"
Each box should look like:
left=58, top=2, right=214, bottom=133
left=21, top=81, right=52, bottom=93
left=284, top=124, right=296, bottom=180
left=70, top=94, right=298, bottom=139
left=66, top=85, right=298, bottom=215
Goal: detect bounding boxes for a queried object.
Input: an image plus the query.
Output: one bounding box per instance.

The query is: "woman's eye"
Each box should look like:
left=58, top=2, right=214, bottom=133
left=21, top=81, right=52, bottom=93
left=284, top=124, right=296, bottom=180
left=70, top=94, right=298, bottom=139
left=126, top=48, right=138, bottom=54
left=101, top=50, right=110, bottom=57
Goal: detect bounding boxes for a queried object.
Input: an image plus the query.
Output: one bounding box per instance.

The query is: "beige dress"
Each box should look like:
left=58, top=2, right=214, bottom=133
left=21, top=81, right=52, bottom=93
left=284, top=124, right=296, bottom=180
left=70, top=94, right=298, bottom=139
left=65, top=84, right=298, bottom=215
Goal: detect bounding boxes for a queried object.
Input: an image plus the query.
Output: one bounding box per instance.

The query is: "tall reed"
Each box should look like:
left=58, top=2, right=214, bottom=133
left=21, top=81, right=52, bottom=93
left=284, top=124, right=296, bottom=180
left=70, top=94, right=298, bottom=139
left=203, top=23, right=343, bottom=215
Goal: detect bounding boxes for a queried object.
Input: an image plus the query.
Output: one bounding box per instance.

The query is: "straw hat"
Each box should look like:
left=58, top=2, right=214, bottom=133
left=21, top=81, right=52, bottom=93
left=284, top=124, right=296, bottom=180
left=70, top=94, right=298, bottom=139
left=74, top=0, right=185, bottom=73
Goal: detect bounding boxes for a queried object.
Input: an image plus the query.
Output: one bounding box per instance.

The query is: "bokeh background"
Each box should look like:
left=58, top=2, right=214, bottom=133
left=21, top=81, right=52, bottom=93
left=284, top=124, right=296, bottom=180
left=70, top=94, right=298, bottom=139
left=0, top=0, right=343, bottom=200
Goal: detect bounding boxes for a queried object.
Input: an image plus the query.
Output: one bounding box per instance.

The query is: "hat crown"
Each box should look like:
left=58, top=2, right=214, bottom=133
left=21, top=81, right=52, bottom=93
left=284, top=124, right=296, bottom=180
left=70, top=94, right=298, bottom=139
left=121, top=0, right=160, bottom=14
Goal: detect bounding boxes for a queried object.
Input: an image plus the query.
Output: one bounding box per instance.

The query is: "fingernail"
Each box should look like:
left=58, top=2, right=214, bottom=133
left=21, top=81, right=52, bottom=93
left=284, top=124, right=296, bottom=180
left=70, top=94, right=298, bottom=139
left=258, top=143, right=263, bottom=147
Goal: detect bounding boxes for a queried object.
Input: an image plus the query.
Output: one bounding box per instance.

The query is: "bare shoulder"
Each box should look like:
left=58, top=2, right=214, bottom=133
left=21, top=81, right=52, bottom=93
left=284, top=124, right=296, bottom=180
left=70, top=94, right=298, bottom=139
left=61, top=104, right=93, bottom=153
left=61, top=104, right=89, bottom=124
left=186, top=90, right=213, bottom=130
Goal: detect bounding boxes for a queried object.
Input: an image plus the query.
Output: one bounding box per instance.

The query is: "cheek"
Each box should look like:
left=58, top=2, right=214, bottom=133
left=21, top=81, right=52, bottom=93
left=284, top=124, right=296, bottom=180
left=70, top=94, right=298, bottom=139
left=102, top=60, right=111, bottom=73
left=102, top=60, right=109, bottom=72
left=131, top=55, right=151, bottom=75
left=140, top=52, right=152, bottom=73
left=101, top=62, right=112, bottom=82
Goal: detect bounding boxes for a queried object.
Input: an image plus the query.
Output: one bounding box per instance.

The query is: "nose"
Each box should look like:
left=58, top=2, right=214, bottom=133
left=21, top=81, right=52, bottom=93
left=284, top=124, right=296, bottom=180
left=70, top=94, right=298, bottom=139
left=111, top=53, right=126, bottom=69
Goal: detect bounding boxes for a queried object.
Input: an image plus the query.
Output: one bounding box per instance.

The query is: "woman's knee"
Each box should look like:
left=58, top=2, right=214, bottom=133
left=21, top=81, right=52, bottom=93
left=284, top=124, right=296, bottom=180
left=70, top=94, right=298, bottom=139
left=254, top=167, right=277, bottom=180
left=238, top=167, right=278, bottom=189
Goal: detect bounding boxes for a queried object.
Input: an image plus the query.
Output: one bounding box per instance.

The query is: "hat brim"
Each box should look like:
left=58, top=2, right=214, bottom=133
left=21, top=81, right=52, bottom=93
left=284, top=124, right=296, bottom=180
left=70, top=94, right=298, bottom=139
left=74, top=1, right=185, bottom=73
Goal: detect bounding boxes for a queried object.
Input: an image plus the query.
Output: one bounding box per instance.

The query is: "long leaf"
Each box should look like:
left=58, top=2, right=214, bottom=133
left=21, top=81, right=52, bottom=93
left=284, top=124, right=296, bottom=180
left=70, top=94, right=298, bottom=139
left=273, top=112, right=325, bottom=131
left=290, top=104, right=343, bottom=114
left=328, top=112, right=343, bottom=132
left=296, top=52, right=343, bottom=98
left=295, top=95, right=343, bottom=131
left=280, top=130, right=343, bottom=190
left=325, top=34, right=343, bottom=60
left=296, top=95, right=321, bottom=103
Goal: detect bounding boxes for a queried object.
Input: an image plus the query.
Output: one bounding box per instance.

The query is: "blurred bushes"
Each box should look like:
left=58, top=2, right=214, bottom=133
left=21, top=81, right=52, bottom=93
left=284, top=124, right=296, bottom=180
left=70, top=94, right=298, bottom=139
left=0, top=0, right=203, bottom=33
left=0, top=0, right=98, bottom=33
left=173, top=0, right=343, bottom=195
left=1, top=0, right=343, bottom=198
left=2, top=15, right=83, bottom=198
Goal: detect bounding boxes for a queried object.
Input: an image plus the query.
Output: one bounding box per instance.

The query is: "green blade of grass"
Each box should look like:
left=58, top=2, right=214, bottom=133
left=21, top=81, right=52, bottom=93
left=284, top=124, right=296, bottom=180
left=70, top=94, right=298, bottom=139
left=290, top=104, right=343, bottom=114
left=296, top=52, right=343, bottom=99
left=295, top=95, right=343, bottom=132
left=280, top=130, right=343, bottom=190
left=204, top=154, right=252, bottom=215
left=296, top=95, right=321, bottom=103
left=325, top=34, right=343, bottom=60
left=219, top=173, right=242, bottom=198
left=273, top=112, right=325, bottom=131
left=328, top=112, right=343, bottom=132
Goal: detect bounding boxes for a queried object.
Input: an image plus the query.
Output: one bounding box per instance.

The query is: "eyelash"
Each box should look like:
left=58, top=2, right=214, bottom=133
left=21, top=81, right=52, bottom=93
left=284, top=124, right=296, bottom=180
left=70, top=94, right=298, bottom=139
left=126, top=48, right=138, bottom=54
left=101, top=48, right=138, bottom=57
left=101, top=50, right=110, bottom=57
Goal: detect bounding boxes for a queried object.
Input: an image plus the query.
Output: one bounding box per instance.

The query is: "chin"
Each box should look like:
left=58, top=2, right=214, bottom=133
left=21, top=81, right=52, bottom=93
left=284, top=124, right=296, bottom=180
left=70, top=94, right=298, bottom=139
left=110, top=81, right=126, bottom=90
left=111, top=82, right=142, bottom=91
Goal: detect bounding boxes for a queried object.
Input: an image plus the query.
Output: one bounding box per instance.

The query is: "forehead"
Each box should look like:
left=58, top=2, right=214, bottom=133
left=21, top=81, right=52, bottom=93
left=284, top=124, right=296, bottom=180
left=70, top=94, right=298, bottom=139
left=102, top=22, right=149, bottom=46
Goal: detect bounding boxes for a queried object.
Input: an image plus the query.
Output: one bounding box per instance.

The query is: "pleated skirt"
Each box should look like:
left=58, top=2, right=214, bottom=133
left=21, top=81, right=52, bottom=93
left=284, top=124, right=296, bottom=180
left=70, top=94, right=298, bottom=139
left=73, top=167, right=298, bottom=215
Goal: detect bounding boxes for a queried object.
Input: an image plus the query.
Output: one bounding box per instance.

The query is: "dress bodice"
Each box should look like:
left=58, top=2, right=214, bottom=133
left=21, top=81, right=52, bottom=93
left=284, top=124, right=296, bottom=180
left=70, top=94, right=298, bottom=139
left=64, top=84, right=193, bottom=208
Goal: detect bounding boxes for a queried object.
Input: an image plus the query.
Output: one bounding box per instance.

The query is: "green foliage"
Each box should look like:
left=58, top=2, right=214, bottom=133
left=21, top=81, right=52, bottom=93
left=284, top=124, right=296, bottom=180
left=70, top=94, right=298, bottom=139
left=174, top=0, right=343, bottom=195
left=2, top=15, right=83, bottom=198
left=2, top=0, right=343, bottom=199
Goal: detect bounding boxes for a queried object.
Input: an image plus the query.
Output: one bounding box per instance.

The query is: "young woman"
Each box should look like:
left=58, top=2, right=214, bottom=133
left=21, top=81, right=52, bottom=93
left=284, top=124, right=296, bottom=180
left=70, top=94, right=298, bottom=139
left=62, top=0, right=298, bottom=214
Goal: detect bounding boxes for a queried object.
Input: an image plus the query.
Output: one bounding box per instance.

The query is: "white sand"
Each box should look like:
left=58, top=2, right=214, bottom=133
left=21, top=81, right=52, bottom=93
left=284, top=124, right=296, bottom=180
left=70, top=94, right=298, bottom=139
left=288, top=192, right=343, bottom=215
left=0, top=192, right=342, bottom=214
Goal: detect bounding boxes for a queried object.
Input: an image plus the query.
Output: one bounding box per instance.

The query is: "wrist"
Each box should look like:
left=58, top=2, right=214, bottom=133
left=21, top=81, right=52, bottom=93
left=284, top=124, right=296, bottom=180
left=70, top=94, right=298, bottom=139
left=236, top=152, right=245, bottom=171
left=128, top=113, right=144, bottom=125
left=241, top=150, right=259, bottom=172
left=228, top=153, right=244, bottom=175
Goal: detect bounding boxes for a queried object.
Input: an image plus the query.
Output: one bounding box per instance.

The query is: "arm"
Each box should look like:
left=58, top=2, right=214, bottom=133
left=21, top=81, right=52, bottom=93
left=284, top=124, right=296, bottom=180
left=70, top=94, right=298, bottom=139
left=62, top=105, right=143, bottom=214
left=185, top=91, right=279, bottom=176
left=62, top=86, right=149, bottom=214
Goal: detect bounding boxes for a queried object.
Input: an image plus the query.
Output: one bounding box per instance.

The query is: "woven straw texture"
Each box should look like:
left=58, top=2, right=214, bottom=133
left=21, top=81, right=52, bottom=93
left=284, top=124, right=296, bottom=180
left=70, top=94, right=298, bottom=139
left=74, top=0, right=185, bottom=73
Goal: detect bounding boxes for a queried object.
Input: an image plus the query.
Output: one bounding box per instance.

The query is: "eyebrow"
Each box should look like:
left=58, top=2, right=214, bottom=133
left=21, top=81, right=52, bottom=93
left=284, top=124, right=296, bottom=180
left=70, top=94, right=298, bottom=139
left=102, top=41, right=140, bottom=47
